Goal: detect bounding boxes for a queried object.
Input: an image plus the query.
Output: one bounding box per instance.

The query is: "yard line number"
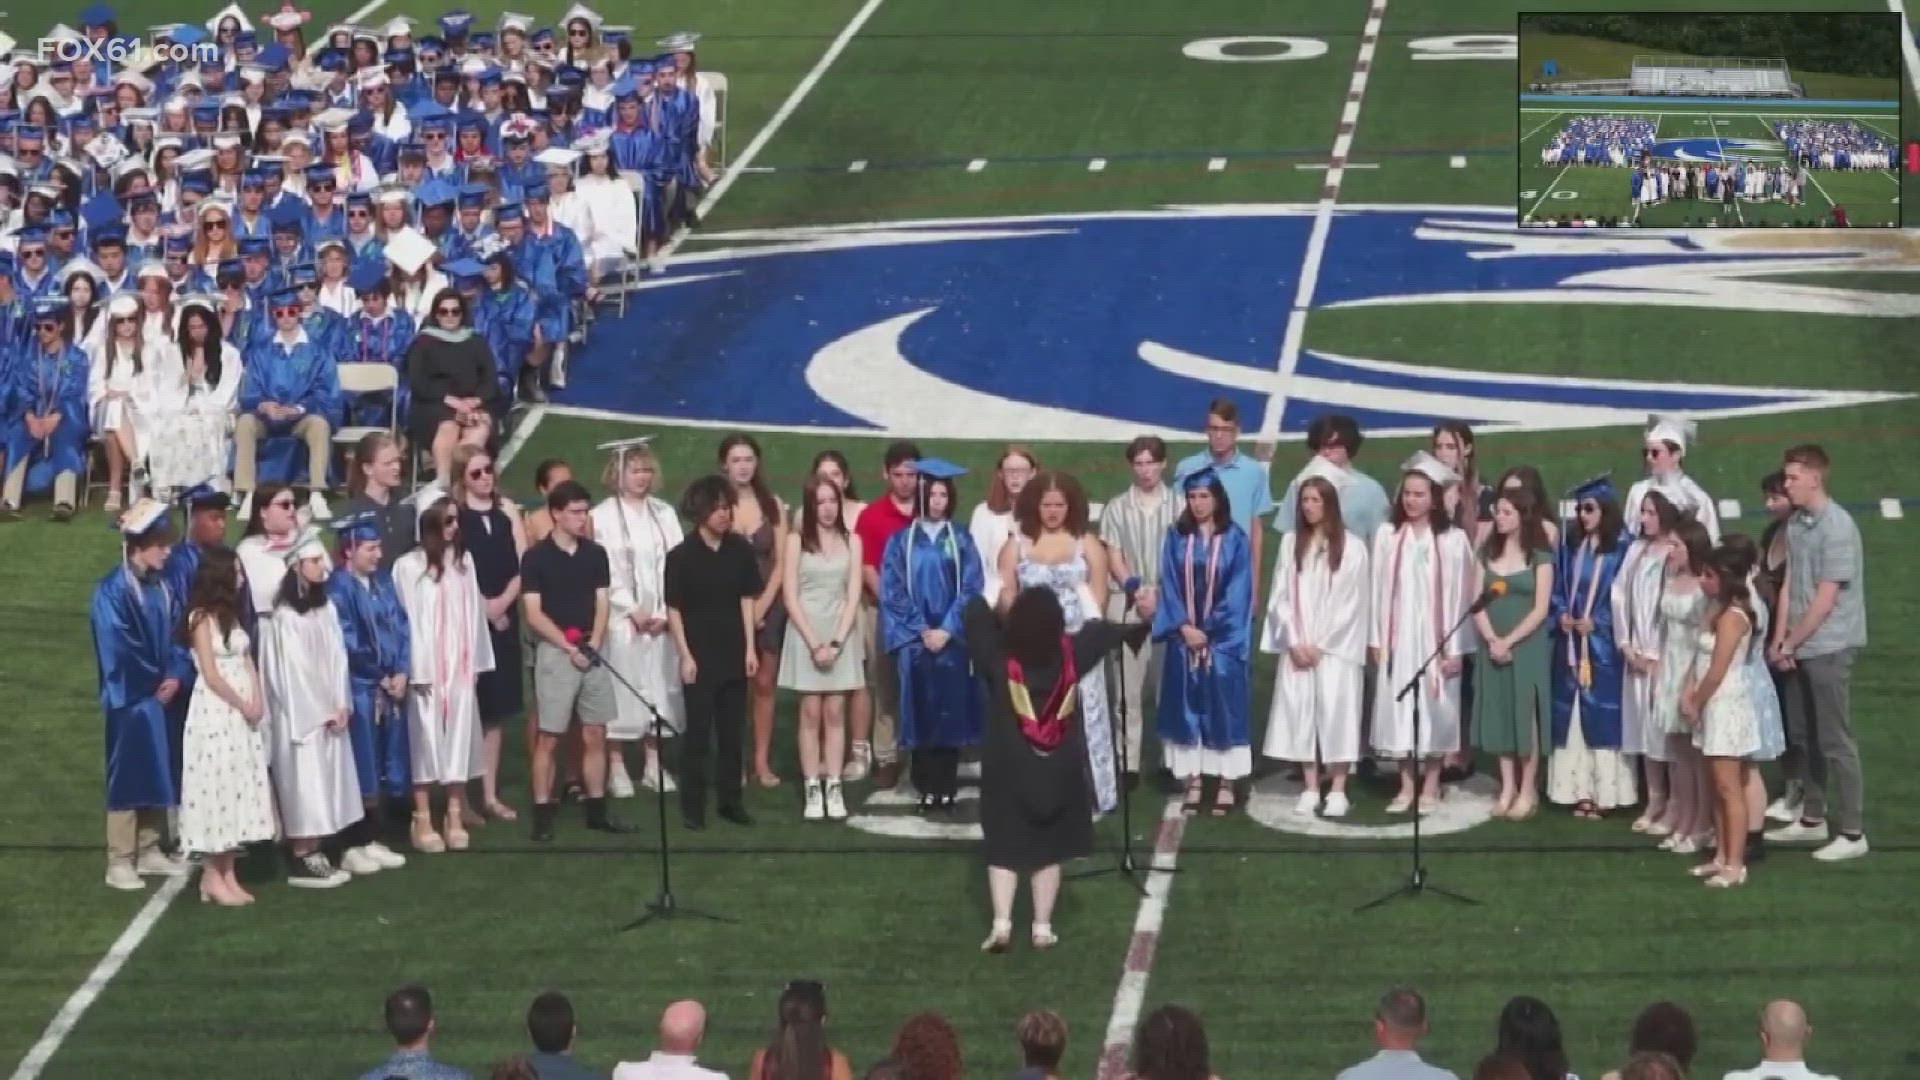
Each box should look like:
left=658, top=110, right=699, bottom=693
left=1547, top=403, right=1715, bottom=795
left=1182, top=34, right=1514, bottom=62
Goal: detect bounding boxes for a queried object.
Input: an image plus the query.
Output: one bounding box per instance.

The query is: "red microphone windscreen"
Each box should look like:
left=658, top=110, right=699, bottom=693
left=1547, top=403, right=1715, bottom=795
left=564, top=627, right=584, bottom=645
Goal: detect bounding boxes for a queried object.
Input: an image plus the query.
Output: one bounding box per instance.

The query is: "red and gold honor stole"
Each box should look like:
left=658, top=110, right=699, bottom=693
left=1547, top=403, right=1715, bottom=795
left=1007, top=639, right=1078, bottom=752
left=1385, top=526, right=1447, bottom=695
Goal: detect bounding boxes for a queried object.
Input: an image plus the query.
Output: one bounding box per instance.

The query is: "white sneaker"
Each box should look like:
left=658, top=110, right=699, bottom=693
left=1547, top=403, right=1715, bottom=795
left=608, top=756, right=636, bottom=798
left=1323, top=792, right=1351, bottom=818
left=135, top=850, right=189, bottom=876
left=288, top=852, right=351, bottom=888
left=1765, top=820, right=1830, bottom=844
left=844, top=742, right=871, bottom=783
left=340, top=846, right=384, bottom=875
left=366, top=841, right=408, bottom=869
left=1293, top=789, right=1321, bottom=816
left=306, top=490, right=332, bottom=520
left=104, top=862, right=144, bottom=891
left=823, top=780, right=848, bottom=820
left=1764, top=780, right=1803, bottom=823
left=641, top=763, right=678, bottom=792
left=1811, top=834, right=1869, bottom=862
left=803, top=778, right=825, bottom=820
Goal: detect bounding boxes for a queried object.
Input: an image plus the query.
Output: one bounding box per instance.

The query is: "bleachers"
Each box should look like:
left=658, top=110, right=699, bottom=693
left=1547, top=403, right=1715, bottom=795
left=1630, top=56, right=1797, bottom=98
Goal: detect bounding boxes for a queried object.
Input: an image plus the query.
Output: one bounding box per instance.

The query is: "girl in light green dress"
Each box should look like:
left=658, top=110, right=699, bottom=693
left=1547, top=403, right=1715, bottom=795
left=1472, top=488, right=1556, bottom=820
left=779, top=476, right=868, bottom=820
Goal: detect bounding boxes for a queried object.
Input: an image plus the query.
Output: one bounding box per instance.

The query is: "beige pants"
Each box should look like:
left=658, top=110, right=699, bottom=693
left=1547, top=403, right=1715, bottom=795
left=233, top=413, right=332, bottom=491
left=1106, top=594, right=1164, bottom=770
left=861, top=598, right=899, bottom=764
left=3, top=462, right=77, bottom=508
left=106, top=808, right=168, bottom=866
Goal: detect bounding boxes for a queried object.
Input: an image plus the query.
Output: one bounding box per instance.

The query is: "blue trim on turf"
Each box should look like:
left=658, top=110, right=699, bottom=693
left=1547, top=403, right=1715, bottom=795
left=1521, top=94, right=1899, bottom=108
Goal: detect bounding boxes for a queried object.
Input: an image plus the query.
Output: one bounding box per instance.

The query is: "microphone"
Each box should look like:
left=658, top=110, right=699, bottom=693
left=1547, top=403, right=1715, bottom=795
left=1122, top=575, right=1142, bottom=610
left=1468, top=578, right=1509, bottom=615
left=563, top=627, right=604, bottom=665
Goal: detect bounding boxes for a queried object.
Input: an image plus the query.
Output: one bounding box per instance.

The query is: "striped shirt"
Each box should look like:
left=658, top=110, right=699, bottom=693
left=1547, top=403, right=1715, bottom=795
left=1100, top=484, right=1181, bottom=587
left=1785, top=497, right=1866, bottom=659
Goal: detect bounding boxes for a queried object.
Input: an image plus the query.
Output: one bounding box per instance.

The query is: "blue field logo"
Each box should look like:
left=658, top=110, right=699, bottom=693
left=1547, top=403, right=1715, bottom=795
left=569, top=206, right=1910, bottom=440
left=1648, top=137, right=1787, bottom=162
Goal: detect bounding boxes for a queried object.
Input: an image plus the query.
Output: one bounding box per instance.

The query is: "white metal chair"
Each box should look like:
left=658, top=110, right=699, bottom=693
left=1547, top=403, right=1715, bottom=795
left=332, top=361, right=401, bottom=488
left=708, top=71, right=729, bottom=172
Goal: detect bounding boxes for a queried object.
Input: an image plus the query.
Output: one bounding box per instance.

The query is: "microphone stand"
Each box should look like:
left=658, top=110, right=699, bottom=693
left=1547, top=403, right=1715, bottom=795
left=577, top=643, right=733, bottom=931
left=1072, top=590, right=1179, bottom=896
left=1355, top=598, right=1485, bottom=913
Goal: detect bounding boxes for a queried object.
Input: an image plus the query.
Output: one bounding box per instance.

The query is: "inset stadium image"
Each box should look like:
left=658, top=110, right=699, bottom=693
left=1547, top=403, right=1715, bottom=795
left=1518, top=12, right=1904, bottom=227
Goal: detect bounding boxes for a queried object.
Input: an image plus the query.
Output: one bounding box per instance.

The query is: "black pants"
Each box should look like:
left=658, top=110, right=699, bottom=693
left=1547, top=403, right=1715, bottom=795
left=911, top=747, right=962, bottom=799
left=681, top=675, right=748, bottom=816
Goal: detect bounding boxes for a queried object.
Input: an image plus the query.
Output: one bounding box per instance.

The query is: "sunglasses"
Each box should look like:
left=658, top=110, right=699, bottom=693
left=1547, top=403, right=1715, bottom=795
left=435, top=305, right=463, bottom=316
left=347, top=208, right=370, bottom=217
left=272, top=305, right=302, bottom=316
left=1643, top=447, right=1664, bottom=458
left=33, top=319, right=61, bottom=329
left=204, top=219, right=229, bottom=230
left=269, top=497, right=295, bottom=508
left=569, top=28, right=590, bottom=37
left=467, top=464, right=494, bottom=478
left=310, top=181, right=336, bottom=191
left=21, top=249, right=46, bottom=258
left=423, top=131, right=448, bottom=140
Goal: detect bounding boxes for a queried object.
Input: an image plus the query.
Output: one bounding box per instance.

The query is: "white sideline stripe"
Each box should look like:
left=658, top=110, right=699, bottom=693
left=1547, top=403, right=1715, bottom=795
left=344, top=0, right=387, bottom=22
left=1207, top=157, right=1227, bottom=171
left=1893, top=0, right=1920, bottom=106
left=1095, top=798, right=1188, bottom=1080
left=1297, top=163, right=1378, bottom=170
left=967, top=158, right=988, bottom=172
left=848, top=159, right=868, bottom=173
left=1881, top=498, right=1904, bottom=520
left=1450, top=155, right=1467, bottom=168
left=497, top=404, right=551, bottom=470
left=8, top=874, right=192, bottom=1080
left=657, top=0, right=891, bottom=269
left=1089, top=158, right=1108, bottom=172
left=1256, top=0, right=1391, bottom=442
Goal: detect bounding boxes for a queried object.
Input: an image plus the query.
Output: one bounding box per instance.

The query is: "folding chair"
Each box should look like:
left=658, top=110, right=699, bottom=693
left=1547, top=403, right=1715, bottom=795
left=708, top=71, right=729, bottom=173
left=332, top=361, right=401, bottom=491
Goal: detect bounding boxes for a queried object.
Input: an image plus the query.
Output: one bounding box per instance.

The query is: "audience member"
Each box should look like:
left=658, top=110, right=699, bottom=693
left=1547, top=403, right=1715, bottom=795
left=524, top=991, right=606, bottom=1080
left=1493, top=996, right=1571, bottom=1080
left=891, top=1014, right=962, bottom=1080
left=751, top=980, right=853, bottom=1080
left=1625, top=1004, right=1697, bottom=1075
left=1723, top=999, right=1837, bottom=1080
left=1337, top=989, right=1458, bottom=1079
left=358, top=984, right=471, bottom=1080
left=1473, top=1056, right=1532, bottom=1080
left=612, top=999, right=729, bottom=1080
left=1610, top=1052, right=1685, bottom=1080
left=1013, top=1009, right=1068, bottom=1080
left=1130, top=1005, right=1215, bottom=1080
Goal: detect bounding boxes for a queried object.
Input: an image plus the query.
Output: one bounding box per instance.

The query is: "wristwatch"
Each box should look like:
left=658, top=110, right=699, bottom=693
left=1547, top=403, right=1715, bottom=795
left=827, top=640, right=842, bottom=649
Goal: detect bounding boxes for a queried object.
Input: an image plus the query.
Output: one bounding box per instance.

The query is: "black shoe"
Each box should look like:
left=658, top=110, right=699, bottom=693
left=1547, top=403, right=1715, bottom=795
left=1154, top=769, right=1184, bottom=796
left=519, top=367, right=549, bottom=404
left=683, top=812, right=707, bottom=830
left=584, top=797, right=637, bottom=834
left=560, top=779, right=584, bottom=805
left=50, top=503, right=75, bottom=523
left=718, top=805, right=754, bottom=826
left=1123, top=771, right=1140, bottom=792
left=531, top=802, right=557, bottom=842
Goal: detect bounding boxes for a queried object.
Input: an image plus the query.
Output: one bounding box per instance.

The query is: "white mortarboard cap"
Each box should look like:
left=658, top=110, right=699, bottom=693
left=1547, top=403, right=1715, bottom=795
left=656, top=31, right=702, bottom=51
left=137, top=261, right=171, bottom=280
left=598, top=435, right=655, bottom=468
left=573, top=130, right=611, bottom=156
left=315, top=107, right=354, bottom=132
left=498, top=11, right=534, bottom=34
left=177, top=147, right=216, bottom=173
left=560, top=3, right=604, bottom=28
left=118, top=498, right=173, bottom=538
left=356, top=68, right=391, bottom=90
left=267, top=9, right=306, bottom=32
left=535, top=147, right=579, bottom=169
left=283, top=527, right=330, bottom=566
left=382, top=15, right=415, bottom=38
left=211, top=132, right=244, bottom=151
left=1400, top=450, right=1459, bottom=489
left=206, top=4, right=255, bottom=34
left=372, top=182, right=412, bottom=206
left=280, top=129, right=313, bottom=147
left=107, top=292, right=141, bottom=318
left=383, top=227, right=435, bottom=275
left=1294, top=453, right=1349, bottom=488
left=1644, top=414, right=1697, bottom=452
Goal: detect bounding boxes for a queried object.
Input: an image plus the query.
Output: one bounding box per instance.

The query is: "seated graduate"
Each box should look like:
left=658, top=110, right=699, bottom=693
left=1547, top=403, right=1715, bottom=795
left=145, top=295, right=244, bottom=499
left=342, top=262, right=416, bottom=431
left=3, top=296, right=91, bottom=520
left=964, top=587, right=1146, bottom=954
left=236, top=284, right=342, bottom=519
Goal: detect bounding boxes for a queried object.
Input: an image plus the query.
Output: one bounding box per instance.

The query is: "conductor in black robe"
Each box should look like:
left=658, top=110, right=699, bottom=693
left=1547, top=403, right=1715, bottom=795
left=965, top=589, right=1145, bottom=954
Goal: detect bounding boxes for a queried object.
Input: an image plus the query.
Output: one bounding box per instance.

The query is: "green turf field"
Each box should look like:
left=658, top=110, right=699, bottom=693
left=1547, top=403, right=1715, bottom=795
left=1518, top=104, right=1903, bottom=227
left=1519, top=31, right=1907, bottom=101
left=5, top=0, right=1919, bottom=1078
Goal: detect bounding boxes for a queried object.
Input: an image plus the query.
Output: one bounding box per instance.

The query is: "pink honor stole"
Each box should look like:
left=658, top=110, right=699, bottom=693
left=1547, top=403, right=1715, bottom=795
left=1007, top=639, right=1078, bottom=752
left=1184, top=530, right=1223, bottom=670
left=433, top=564, right=476, bottom=730
left=1386, top=526, right=1447, bottom=696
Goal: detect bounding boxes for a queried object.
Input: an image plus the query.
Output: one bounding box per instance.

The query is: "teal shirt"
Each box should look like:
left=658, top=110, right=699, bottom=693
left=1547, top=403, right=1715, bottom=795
left=1173, top=450, right=1273, bottom=532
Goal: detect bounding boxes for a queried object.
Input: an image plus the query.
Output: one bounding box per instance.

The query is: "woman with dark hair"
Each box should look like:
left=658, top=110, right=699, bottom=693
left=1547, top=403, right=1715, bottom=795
left=882, top=460, right=983, bottom=813
left=1430, top=420, right=1484, bottom=533
left=1683, top=539, right=1765, bottom=887
left=147, top=297, right=242, bottom=498
left=177, top=545, right=276, bottom=905
left=1652, top=517, right=1714, bottom=854
left=1474, top=1055, right=1533, bottom=1080
left=1548, top=476, right=1635, bottom=818
left=452, top=443, right=526, bottom=823
left=235, top=480, right=301, bottom=614
left=1494, top=996, right=1573, bottom=1080
left=1621, top=1003, right=1696, bottom=1075
left=1370, top=452, right=1476, bottom=813
left=392, top=495, right=498, bottom=853
left=405, top=287, right=500, bottom=481
left=1155, top=467, right=1253, bottom=816
left=476, top=249, right=536, bottom=403
left=720, top=434, right=790, bottom=789
left=259, top=528, right=361, bottom=888
left=751, top=980, right=853, bottom=1080
left=1129, top=1005, right=1213, bottom=1080
left=891, top=1013, right=961, bottom=1080
left=1473, top=486, right=1556, bottom=820
left=1754, top=471, right=1801, bottom=825
left=781, top=475, right=867, bottom=820
left=328, top=513, right=414, bottom=874
left=1261, top=474, right=1370, bottom=817
left=1494, top=465, right=1560, bottom=548
left=967, top=584, right=1142, bottom=952
left=1618, top=490, right=1687, bottom=834
left=1001, top=468, right=1116, bottom=815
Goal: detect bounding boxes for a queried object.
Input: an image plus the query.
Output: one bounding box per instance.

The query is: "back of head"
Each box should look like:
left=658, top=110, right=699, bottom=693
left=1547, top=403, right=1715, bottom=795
left=1015, top=1009, right=1068, bottom=1073
left=1131, top=1005, right=1209, bottom=1080
left=1628, top=1003, right=1696, bottom=1069
left=384, top=984, right=434, bottom=1047
left=1760, top=999, right=1810, bottom=1054
left=766, top=982, right=830, bottom=1080
left=660, top=999, right=708, bottom=1055
left=1006, top=586, right=1066, bottom=667
left=1473, top=1053, right=1533, bottom=1080
left=1376, top=988, right=1427, bottom=1046
left=526, top=991, right=575, bottom=1055
left=1495, top=995, right=1569, bottom=1080
left=489, top=1057, right=539, bottom=1080
left=892, top=1013, right=962, bottom=1080
left=1617, top=1050, right=1685, bottom=1080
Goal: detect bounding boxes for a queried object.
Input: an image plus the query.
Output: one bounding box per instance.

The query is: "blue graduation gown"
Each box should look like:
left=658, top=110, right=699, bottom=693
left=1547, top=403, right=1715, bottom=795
left=1151, top=524, right=1253, bottom=758
left=882, top=522, right=985, bottom=750
left=5, top=342, right=90, bottom=491
left=1549, top=532, right=1629, bottom=749
left=90, top=566, right=191, bottom=810
left=344, top=310, right=418, bottom=428
left=525, top=222, right=586, bottom=342
left=476, top=284, right=535, bottom=395
left=329, top=568, right=414, bottom=799
left=240, top=332, right=343, bottom=485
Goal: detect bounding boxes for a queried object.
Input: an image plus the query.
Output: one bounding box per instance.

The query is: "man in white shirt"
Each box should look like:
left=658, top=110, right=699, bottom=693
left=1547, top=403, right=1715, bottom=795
left=612, top=1000, right=730, bottom=1080
left=1335, top=989, right=1457, bottom=1080
left=1723, top=999, right=1838, bottom=1080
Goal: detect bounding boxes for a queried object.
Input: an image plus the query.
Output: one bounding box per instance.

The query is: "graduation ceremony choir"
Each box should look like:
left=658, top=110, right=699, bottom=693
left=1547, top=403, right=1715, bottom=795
left=0, top=0, right=718, bottom=521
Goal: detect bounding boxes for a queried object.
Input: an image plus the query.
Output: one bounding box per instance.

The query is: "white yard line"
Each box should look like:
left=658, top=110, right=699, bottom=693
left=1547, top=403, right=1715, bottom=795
left=344, top=0, right=387, bottom=22
left=8, top=875, right=192, bottom=1080
left=1522, top=164, right=1574, bottom=220
left=496, top=403, right=551, bottom=470
left=1519, top=110, right=1563, bottom=141
left=1256, top=0, right=1391, bottom=442
left=1094, top=798, right=1190, bottom=1080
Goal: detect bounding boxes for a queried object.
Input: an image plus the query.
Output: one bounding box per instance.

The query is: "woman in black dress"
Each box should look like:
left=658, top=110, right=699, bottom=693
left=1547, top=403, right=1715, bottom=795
left=451, top=442, right=526, bottom=824
left=406, top=287, right=502, bottom=482
left=965, top=589, right=1143, bottom=953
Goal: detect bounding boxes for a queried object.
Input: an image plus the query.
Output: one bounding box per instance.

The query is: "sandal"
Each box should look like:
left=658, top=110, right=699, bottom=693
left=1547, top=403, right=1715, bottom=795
left=485, top=801, right=519, bottom=822
left=755, top=771, right=783, bottom=789
left=1182, top=781, right=1204, bottom=816
left=1211, top=782, right=1236, bottom=817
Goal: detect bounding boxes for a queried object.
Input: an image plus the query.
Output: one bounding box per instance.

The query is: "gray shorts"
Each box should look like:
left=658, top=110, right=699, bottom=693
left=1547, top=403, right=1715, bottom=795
left=534, top=641, right=618, bottom=734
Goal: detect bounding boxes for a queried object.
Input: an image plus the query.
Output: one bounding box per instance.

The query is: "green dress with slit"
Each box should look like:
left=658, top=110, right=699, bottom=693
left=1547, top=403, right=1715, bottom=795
left=1472, top=550, right=1551, bottom=755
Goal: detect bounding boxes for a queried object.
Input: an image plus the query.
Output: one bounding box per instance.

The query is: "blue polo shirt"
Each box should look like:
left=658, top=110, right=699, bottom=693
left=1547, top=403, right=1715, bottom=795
left=1172, top=449, right=1273, bottom=532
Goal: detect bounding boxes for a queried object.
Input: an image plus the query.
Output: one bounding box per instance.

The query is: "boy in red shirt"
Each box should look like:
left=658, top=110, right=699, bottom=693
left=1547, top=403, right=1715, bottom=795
left=851, top=441, right=922, bottom=789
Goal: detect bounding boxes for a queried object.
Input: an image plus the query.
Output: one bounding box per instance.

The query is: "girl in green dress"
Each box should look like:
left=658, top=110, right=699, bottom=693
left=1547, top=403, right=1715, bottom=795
left=1473, top=487, right=1557, bottom=819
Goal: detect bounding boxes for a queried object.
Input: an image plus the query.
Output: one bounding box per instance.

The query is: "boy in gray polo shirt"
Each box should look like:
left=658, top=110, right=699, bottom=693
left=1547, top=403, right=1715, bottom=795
left=1765, top=445, right=1868, bottom=862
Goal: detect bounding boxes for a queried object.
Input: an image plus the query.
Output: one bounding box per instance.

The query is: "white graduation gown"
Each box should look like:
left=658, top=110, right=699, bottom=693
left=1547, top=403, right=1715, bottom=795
left=591, top=495, right=686, bottom=738
left=1260, top=531, right=1370, bottom=764
left=1610, top=537, right=1668, bottom=758
left=1624, top=472, right=1719, bottom=543
left=86, top=339, right=167, bottom=459
left=259, top=603, right=362, bottom=837
left=578, top=176, right=640, bottom=263
left=392, top=549, right=496, bottom=784
left=1368, top=523, right=1475, bottom=757
left=968, top=503, right=1014, bottom=604
left=236, top=534, right=295, bottom=616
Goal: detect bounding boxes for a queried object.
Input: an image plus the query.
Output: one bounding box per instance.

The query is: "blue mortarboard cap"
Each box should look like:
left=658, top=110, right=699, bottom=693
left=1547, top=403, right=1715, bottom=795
left=492, top=201, right=524, bottom=224
left=348, top=261, right=387, bottom=292
left=270, top=205, right=306, bottom=233
left=216, top=257, right=244, bottom=280
left=556, top=66, right=587, bottom=88
left=82, top=190, right=125, bottom=231
left=305, top=163, right=337, bottom=184
left=32, top=296, right=72, bottom=319
left=471, top=31, right=497, bottom=49
left=0, top=252, right=13, bottom=275
left=612, top=78, right=640, bottom=102
left=234, top=30, right=257, bottom=48
left=600, top=27, right=629, bottom=47
left=1181, top=466, right=1220, bottom=491
left=181, top=171, right=215, bottom=194
left=348, top=111, right=374, bottom=136
left=384, top=48, right=415, bottom=66
left=48, top=210, right=76, bottom=230
left=631, top=60, right=656, bottom=78
left=913, top=458, right=968, bottom=481
left=457, top=113, right=487, bottom=133
left=443, top=257, right=486, bottom=281
left=165, top=234, right=194, bottom=254
left=181, top=479, right=233, bottom=510
left=261, top=106, right=292, bottom=126
left=172, top=23, right=208, bottom=46
left=332, top=510, right=384, bottom=545
left=91, top=224, right=129, bottom=250
left=316, top=48, right=348, bottom=72
left=434, top=66, right=463, bottom=83
left=521, top=179, right=550, bottom=202
left=239, top=236, right=272, bottom=257
left=440, top=10, right=474, bottom=35
left=456, top=183, right=490, bottom=209
left=417, top=180, right=457, bottom=209
left=15, top=224, right=52, bottom=244
left=345, top=190, right=373, bottom=208
left=80, top=3, right=117, bottom=27
left=288, top=261, right=319, bottom=286
left=531, top=28, right=556, bottom=46
left=257, top=44, right=291, bottom=71
left=191, top=104, right=220, bottom=124
left=1570, top=473, right=1616, bottom=504
left=418, top=35, right=447, bottom=53
left=268, top=284, right=303, bottom=306
left=16, top=125, right=46, bottom=145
